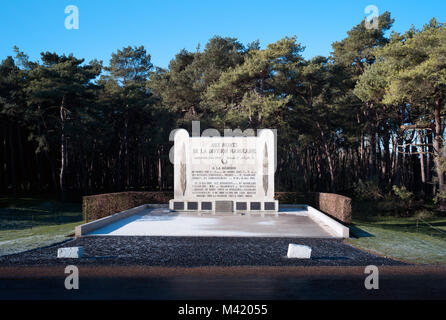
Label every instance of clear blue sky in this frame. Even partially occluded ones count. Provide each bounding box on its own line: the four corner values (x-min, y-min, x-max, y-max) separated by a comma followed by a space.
1, 0, 445, 68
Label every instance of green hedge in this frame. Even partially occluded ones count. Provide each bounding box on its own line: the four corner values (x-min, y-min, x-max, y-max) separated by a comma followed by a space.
82, 191, 352, 224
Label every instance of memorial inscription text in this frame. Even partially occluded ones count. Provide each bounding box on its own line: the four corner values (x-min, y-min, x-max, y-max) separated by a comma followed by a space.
190, 141, 257, 199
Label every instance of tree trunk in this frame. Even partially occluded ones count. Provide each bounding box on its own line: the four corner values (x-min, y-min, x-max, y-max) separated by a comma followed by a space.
418, 131, 426, 195
115, 140, 123, 191
368, 120, 376, 178
60, 97, 67, 201
35, 150, 42, 192
360, 134, 366, 178
315, 152, 322, 192
16, 126, 27, 191
44, 151, 59, 196
427, 132, 435, 195
316, 122, 335, 192
382, 134, 390, 188
2, 123, 9, 193
8, 122, 17, 196
124, 110, 129, 189
433, 101, 445, 208
394, 133, 403, 186
157, 147, 163, 191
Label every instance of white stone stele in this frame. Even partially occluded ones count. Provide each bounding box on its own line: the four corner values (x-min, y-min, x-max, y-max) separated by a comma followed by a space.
169, 128, 278, 213
287, 244, 312, 259
57, 247, 84, 259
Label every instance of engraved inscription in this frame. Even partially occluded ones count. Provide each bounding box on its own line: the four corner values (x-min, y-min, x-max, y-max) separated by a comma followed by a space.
189, 138, 258, 200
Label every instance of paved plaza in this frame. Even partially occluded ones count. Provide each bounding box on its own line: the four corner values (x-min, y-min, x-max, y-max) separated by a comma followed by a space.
87, 207, 335, 238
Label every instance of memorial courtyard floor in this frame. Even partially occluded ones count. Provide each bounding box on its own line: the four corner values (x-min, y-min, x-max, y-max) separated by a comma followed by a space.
86, 207, 335, 238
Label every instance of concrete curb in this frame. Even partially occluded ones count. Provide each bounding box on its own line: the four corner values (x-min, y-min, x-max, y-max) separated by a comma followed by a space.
74, 203, 349, 238
305, 205, 350, 238
75, 204, 148, 237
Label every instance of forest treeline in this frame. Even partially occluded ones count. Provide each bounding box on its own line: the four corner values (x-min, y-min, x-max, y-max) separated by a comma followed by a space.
1, 12, 446, 203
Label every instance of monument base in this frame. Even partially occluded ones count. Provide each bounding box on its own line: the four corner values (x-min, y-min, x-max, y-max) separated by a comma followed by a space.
169, 199, 279, 213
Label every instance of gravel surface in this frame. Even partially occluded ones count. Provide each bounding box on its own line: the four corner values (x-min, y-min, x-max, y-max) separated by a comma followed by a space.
0, 236, 406, 266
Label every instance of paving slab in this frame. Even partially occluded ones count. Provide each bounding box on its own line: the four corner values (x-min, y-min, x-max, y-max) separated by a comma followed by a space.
87, 208, 335, 238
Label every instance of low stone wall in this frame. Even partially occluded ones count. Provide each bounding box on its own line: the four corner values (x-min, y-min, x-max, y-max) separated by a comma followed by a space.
82, 191, 352, 224
76, 204, 148, 237
306, 205, 350, 237
82, 191, 172, 222
83, 191, 301, 222
308, 192, 352, 224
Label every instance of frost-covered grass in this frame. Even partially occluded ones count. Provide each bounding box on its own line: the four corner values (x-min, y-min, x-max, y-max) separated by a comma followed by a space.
0, 197, 83, 256
347, 205, 446, 264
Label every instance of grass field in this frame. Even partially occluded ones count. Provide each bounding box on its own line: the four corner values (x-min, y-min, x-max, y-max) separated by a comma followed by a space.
0, 197, 83, 256
347, 200, 446, 264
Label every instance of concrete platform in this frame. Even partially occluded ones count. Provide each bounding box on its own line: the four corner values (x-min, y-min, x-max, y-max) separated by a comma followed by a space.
87, 207, 337, 238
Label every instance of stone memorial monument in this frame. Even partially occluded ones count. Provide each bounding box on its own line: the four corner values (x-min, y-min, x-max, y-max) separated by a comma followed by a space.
169, 128, 278, 213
